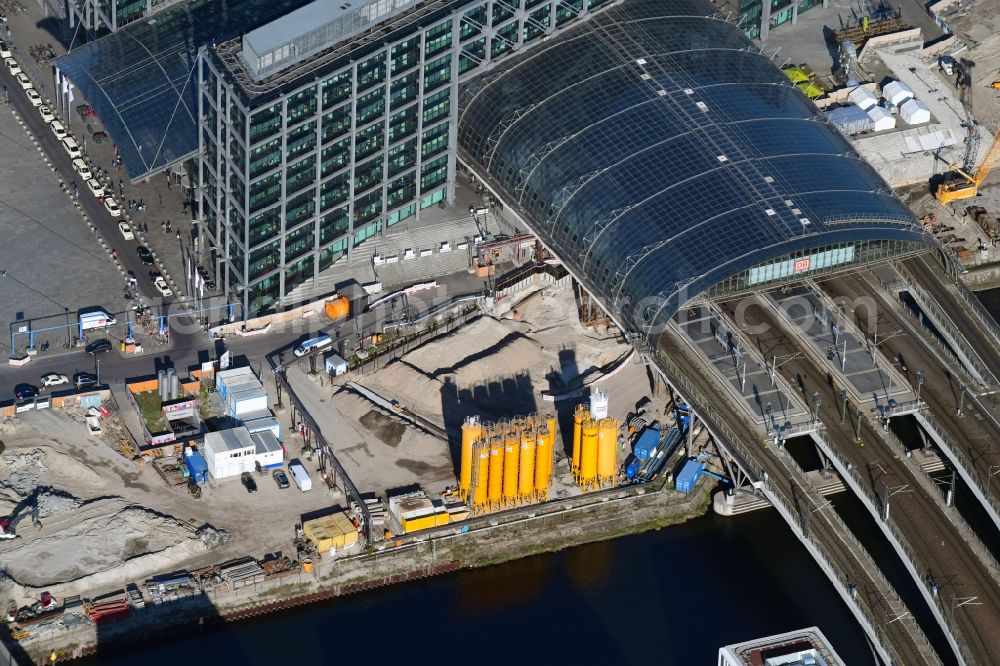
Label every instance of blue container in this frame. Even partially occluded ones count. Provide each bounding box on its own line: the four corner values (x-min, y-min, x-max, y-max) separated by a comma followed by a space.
633, 427, 660, 461
674, 459, 704, 494
185, 450, 209, 484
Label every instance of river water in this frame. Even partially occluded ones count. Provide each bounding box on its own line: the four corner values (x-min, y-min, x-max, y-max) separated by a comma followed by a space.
83, 509, 876, 665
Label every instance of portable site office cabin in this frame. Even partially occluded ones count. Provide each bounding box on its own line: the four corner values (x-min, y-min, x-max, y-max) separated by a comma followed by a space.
229, 384, 268, 416
204, 427, 256, 479
215, 367, 257, 400
251, 430, 283, 468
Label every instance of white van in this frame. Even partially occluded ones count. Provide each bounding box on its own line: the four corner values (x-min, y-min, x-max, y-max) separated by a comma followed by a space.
288, 462, 312, 491
62, 136, 81, 159
293, 334, 332, 357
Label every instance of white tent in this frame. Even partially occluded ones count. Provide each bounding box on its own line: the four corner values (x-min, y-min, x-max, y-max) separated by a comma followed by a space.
882, 80, 914, 107
899, 98, 931, 125
847, 86, 878, 111
866, 106, 896, 131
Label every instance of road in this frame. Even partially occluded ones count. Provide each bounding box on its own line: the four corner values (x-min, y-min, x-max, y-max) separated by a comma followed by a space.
736, 294, 1000, 666
655, 328, 940, 666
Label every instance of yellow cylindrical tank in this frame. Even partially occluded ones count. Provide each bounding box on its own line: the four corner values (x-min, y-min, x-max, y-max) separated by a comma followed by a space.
503, 432, 519, 504
472, 443, 489, 509
535, 427, 551, 499
488, 436, 504, 507
459, 417, 481, 498
580, 418, 599, 489
518, 431, 535, 498
597, 417, 618, 486
572, 404, 587, 476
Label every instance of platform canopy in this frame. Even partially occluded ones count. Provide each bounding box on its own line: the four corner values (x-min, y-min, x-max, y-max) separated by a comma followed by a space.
53, 0, 315, 181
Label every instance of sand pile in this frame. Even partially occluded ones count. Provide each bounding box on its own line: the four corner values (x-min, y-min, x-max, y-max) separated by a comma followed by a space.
0, 503, 216, 589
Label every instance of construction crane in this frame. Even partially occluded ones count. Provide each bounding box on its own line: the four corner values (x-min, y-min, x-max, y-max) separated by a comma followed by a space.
936, 126, 1000, 204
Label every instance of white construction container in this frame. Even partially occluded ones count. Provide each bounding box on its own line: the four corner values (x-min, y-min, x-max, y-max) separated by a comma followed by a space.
288, 462, 312, 491
847, 87, 878, 111
204, 427, 256, 479
325, 353, 349, 376
882, 80, 914, 107
215, 367, 257, 400
251, 430, 283, 468
229, 384, 268, 416
899, 98, 930, 125
866, 106, 896, 131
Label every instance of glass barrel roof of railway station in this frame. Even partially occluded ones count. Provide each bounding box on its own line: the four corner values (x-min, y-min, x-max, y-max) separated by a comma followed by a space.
457, 0, 928, 342
52, 0, 316, 180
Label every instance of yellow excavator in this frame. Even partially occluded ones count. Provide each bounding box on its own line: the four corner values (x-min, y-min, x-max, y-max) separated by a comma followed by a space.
936, 126, 1000, 204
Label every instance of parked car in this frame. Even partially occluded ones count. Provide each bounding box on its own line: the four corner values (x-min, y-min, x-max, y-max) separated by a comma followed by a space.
118, 221, 134, 240
4, 57, 18, 75
15, 71, 31, 90
13, 384, 38, 401
240, 472, 258, 493
92, 131, 109, 144
25, 88, 41, 107
136, 246, 153, 265
272, 469, 290, 489
104, 197, 122, 217
85, 177, 104, 198
40, 373, 69, 387
71, 158, 92, 181
85, 339, 112, 355
153, 275, 172, 297
73, 372, 99, 389
0, 41, 11, 59
49, 120, 67, 140
38, 105, 54, 123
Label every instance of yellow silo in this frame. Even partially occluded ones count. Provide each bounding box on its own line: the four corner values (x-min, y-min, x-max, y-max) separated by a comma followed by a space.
535, 427, 551, 499
472, 442, 490, 510
503, 430, 520, 505
518, 430, 535, 499
597, 418, 618, 487
459, 416, 481, 499
572, 404, 586, 477
488, 435, 505, 508
580, 418, 599, 490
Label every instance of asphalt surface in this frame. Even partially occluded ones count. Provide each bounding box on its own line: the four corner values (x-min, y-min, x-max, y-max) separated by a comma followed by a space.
738, 293, 1000, 666
657, 328, 939, 666
0, 64, 163, 306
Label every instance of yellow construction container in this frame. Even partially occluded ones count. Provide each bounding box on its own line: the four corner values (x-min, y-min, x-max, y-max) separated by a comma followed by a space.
434, 511, 450, 527
503, 432, 520, 505
302, 512, 358, 553
572, 404, 586, 476
535, 428, 551, 499
518, 431, 536, 498
459, 416, 481, 499
472, 443, 490, 509
488, 436, 505, 507
580, 418, 599, 489
597, 417, 618, 486
402, 513, 438, 533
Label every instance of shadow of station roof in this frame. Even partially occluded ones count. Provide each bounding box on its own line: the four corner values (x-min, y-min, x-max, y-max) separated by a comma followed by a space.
53, 0, 315, 181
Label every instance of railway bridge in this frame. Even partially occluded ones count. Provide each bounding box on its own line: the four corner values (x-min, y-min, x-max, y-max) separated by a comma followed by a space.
455, 0, 1000, 662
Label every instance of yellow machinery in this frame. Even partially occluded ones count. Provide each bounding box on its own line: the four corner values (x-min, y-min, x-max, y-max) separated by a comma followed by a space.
572, 404, 586, 476
459, 416, 481, 499
518, 430, 535, 499
597, 418, 618, 487
503, 430, 520, 505
534, 427, 551, 499
579, 418, 599, 490
936, 127, 1000, 204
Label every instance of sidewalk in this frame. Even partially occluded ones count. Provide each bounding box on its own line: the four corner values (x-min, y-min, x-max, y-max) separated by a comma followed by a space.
5, 4, 208, 308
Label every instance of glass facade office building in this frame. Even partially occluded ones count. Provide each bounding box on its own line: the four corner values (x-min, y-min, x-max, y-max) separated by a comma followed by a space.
200, 0, 614, 316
